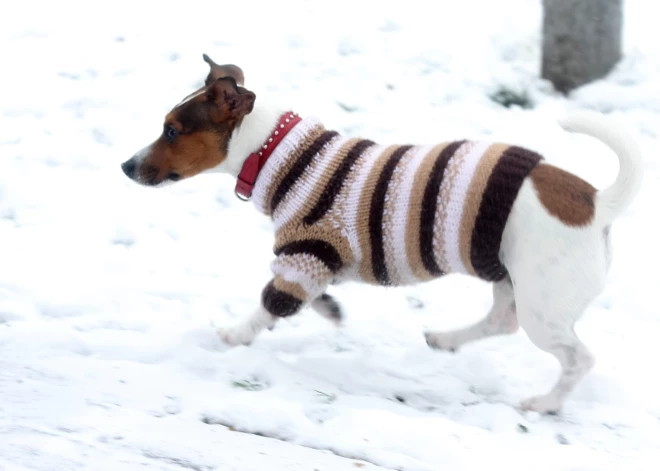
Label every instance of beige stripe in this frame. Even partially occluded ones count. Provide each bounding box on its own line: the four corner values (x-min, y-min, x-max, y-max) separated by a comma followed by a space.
458, 143, 509, 274
405, 143, 449, 280
356, 145, 400, 283
273, 276, 309, 303
261, 125, 326, 213
433, 142, 472, 273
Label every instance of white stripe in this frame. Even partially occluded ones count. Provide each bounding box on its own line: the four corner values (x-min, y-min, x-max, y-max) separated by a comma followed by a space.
441, 141, 491, 273
271, 253, 330, 299
175, 89, 206, 108
388, 145, 435, 284
273, 135, 349, 230
251, 117, 323, 214
340, 144, 385, 266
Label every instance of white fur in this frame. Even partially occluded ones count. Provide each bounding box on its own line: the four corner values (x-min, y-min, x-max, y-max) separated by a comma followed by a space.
497, 180, 604, 412
133, 142, 153, 166
425, 277, 517, 351
558, 111, 644, 225
217, 307, 276, 346
176, 89, 207, 108
212, 100, 287, 177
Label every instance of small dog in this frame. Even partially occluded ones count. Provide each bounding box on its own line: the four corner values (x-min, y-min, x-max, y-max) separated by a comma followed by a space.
122, 54, 642, 414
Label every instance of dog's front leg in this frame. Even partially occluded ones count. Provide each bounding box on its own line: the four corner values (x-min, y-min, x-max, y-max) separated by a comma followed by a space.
217, 305, 277, 346
218, 253, 335, 346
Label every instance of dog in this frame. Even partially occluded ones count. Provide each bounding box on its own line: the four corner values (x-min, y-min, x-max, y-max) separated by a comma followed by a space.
121, 54, 643, 414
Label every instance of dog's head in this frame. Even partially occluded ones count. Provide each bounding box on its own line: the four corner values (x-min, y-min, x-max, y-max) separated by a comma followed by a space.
121, 55, 255, 186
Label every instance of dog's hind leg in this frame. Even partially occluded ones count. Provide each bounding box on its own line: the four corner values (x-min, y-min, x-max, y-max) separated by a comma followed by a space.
516, 309, 595, 414
500, 180, 607, 413
509, 251, 602, 414
424, 276, 517, 352
512, 269, 599, 413
311, 293, 343, 325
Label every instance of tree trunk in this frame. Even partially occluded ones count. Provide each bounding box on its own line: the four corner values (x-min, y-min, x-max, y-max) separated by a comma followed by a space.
541, 0, 622, 93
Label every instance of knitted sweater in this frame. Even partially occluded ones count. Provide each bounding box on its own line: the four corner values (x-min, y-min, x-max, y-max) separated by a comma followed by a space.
251, 117, 542, 316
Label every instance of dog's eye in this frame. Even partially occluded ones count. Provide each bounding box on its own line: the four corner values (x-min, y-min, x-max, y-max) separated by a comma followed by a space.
165, 125, 179, 143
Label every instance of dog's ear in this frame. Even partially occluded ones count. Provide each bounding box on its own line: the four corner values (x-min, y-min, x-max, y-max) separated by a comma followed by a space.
203, 54, 245, 87
206, 77, 256, 119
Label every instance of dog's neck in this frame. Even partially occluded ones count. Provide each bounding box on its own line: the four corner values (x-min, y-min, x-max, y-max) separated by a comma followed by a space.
214, 101, 289, 177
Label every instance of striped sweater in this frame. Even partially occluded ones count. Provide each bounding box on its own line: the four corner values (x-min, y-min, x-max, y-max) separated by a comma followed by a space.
251, 117, 542, 316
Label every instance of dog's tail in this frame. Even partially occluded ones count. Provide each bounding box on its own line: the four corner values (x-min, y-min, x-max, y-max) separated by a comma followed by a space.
558, 110, 643, 225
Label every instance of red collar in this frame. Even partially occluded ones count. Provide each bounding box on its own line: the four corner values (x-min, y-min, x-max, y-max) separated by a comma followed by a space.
235, 111, 302, 201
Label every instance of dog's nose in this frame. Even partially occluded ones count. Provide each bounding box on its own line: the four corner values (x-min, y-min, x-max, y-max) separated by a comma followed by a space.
121, 159, 136, 178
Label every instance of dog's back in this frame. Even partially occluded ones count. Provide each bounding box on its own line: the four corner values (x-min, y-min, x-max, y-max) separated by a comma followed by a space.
251, 118, 550, 287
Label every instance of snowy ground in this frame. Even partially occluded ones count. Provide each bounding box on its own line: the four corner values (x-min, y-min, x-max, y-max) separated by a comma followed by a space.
1, 0, 660, 469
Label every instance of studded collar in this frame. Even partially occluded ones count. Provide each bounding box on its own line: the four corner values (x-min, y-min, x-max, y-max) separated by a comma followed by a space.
235, 111, 301, 200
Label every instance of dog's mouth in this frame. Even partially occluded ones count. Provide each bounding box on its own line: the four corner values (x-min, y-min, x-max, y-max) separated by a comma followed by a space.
138, 165, 160, 185
121, 158, 182, 187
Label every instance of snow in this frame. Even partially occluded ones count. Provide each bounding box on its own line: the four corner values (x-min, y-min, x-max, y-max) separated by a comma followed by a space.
1, 0, 659, 469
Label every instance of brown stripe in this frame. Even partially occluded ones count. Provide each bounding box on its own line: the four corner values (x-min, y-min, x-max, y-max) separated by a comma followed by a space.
272, 277, 309, 303
356, 145, 400, 283
261, 125, 326, 214
419, 141, 465, 276
274, 239, 343, 273
471, 146, 542, 281
304, 139, 376, 225
459, 143, 508, 274
404, 143, 448, 280
369, 145, 413, 285
262, 280, 304, 317
270, 130, 339, 213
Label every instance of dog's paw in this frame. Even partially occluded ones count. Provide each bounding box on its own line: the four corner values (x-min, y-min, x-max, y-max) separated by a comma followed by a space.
424, 331, 458, 353
217, 324, 257, 347
520, 394, 562, 415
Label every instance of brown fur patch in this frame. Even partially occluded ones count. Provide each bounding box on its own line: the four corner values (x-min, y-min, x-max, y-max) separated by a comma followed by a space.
530, 163, 596, 226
